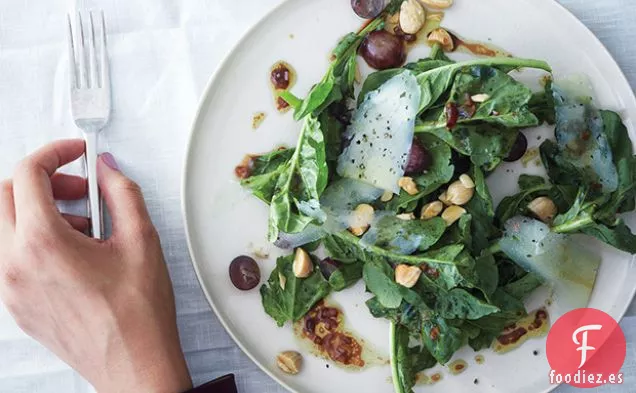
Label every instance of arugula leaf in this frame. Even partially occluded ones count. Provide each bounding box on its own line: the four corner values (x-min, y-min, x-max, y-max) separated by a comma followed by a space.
240, 148, 294, 203
415, 57, 551, 114
268, 115, 329, 241
261, 254, 331, 326
291, 19, 383, 120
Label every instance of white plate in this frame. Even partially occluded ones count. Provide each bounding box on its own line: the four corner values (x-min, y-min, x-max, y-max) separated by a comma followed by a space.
182, 0, 636, 392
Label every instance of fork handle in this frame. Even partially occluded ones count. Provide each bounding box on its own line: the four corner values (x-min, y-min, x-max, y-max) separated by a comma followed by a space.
84, 132, 103, 239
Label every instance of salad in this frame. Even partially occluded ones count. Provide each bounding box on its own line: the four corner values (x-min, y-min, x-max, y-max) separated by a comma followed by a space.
233, 0, 636, 391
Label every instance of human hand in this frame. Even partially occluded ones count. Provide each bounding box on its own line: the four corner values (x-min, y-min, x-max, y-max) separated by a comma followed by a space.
0, 140, 192, 393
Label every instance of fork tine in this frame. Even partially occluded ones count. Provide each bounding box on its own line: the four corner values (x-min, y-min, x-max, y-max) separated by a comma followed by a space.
87, 12, 99, 88
99, 11, 109, 89
76, 12, 87, 88
66, 14, 77, 89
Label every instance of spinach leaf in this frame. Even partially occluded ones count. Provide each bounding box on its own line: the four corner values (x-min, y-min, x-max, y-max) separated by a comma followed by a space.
580, 221, 636, 254
540, 80, 619, 193
363, 259, 404, 308
503, 273, 544, 301
435, 288, 500, 320
240, 148, 294, 203
260, 254, 331, 326
466, 289, 527, 351
415, 57, 551, 114
391, 322, 437, 393
495, 175, 552, 225
291, 19, 383, 120
318, 109, 346, 168
415, 122, 520, 171
464, 166, 498, 251
363, 215, 447, 254
528, 78, 555, 125
328, 262, 363, 291
268, 115, 329, 241
421, 315, 466, 364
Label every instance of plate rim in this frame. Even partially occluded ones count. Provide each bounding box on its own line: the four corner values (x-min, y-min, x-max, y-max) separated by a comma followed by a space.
180, 1, 636, 392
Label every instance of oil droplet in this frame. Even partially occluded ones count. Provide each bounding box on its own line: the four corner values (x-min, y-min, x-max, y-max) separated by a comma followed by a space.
269, 61, 297, 114
431, 373, 443, 383
474, 354, 485, 365
448, 359, 467, 375
494, 308, 550, 354
252, 112, 266, 130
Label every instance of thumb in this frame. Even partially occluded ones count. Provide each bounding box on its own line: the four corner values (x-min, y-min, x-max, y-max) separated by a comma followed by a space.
97, 153, 155, 239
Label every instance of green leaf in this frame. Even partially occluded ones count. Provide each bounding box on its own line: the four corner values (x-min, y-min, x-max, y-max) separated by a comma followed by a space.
364, 215, 447, 254
580, 221, 636, 254
474, 253, 499, 299
391, 322, 437, 393
415, 57, 551, 114
260, 254, 331, 326
292, 19, 383, 120
503, 273, 544, 301
421, 315, 466, 364
518, 174, 546, 190
363, 259, 404, 309
240, 148, 294, 203
415, 123, 520, 171
268, 115, 329, 241
435, 288, 500, 320
464, 166, 498, 251
358, 69, 406, 105
386, 134, 454, 211
528, 78, 555, 125
328, 262, 363, 291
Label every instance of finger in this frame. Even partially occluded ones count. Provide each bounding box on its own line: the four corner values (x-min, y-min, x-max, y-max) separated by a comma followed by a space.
0, 179, 16, 231
51, 173, 87, 200
97, 153, 155, 239
62, 214, 90, 233
13, 139, 85, 226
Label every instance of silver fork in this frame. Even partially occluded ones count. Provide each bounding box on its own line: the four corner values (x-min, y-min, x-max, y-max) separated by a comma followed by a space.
67, 11, 111, 239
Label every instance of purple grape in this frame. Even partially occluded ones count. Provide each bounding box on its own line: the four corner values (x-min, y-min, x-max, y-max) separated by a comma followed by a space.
504, 132, 528, 162
405, 138, 433, 175
319, 258, 342, 280
360, 30, 406, 70
229, 256, 260, 290
351, 0, 386, 19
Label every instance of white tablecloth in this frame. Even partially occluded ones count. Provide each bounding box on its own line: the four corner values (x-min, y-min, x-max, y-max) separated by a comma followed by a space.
0, 1, 634, 392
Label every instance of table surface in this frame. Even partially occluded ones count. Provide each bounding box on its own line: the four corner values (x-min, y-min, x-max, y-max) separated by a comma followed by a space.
0, 1, 634, 392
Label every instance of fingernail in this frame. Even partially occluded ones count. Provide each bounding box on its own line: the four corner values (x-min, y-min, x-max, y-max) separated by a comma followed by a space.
100, 153, 119, 170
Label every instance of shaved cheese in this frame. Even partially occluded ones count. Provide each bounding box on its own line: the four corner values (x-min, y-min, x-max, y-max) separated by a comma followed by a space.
499, 216, 600, 313
337, 72, 421, 193
553, 76, 618, 192
274, 179, 383, 249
